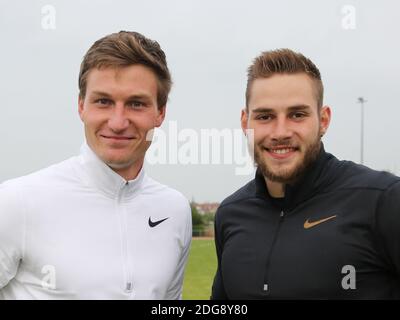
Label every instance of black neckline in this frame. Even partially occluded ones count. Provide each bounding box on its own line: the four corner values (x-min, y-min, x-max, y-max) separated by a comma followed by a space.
255, 143, 334, 210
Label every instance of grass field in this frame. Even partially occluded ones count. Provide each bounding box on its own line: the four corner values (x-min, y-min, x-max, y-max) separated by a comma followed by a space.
182, 238, 217, 300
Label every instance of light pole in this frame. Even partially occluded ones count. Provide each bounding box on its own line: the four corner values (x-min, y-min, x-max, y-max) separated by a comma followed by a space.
357, 97, 367, 164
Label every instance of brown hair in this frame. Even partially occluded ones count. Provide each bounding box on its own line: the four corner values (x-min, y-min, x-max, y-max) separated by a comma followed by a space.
246, 48, 323, 109
78, 31, 172, 108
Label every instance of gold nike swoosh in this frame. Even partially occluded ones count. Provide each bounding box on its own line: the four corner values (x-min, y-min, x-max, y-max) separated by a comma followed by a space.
304, 215, 337, 229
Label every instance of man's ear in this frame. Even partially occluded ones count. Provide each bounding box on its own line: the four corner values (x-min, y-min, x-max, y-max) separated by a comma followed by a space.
155, 105, 166, 127
319, 105, 331, 137
78, 96, 85, 121
240, 108, 249, 136
241, 108, 249, 135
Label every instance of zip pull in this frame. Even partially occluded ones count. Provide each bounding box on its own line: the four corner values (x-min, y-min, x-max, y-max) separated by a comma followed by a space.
125, 282, 133, 293
280, 211, 285, 218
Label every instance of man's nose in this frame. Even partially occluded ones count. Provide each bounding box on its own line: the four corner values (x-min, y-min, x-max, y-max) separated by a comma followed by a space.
270, 116, 293, 141
108, 105, 130, 132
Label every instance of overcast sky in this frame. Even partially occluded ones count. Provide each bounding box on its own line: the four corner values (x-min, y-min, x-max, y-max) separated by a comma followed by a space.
1, 0, 399, 202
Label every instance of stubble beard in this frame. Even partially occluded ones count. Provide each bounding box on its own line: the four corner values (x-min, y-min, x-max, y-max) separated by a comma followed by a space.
254, 134, 322, 185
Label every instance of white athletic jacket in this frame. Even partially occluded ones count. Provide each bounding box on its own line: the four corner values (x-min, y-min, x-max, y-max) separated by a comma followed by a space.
0, 143, 192, 299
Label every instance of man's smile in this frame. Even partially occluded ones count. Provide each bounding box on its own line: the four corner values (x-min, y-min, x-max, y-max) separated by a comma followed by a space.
99, 134, 137, 147
262, 146, 299, 160
100, 134, 135, 140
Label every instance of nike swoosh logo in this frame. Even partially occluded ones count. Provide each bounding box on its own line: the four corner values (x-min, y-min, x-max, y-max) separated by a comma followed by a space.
148, 217, 169, 228
304, 215, 337, 229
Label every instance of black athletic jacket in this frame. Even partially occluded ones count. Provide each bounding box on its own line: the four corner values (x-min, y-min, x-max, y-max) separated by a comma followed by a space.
211, 146, 400, 299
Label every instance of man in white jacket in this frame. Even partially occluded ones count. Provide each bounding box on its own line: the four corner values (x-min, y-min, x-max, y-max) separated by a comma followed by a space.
0, 31, 192, 300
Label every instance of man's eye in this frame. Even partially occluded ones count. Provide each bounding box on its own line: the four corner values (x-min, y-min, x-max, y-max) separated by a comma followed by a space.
95, 98, 111, 106
256, 114, 273, 121
128, 101, 145, 108
291, 112, 306, 119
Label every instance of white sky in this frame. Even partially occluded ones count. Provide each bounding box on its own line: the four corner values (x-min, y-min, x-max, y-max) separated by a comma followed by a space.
1, 0, 399, 202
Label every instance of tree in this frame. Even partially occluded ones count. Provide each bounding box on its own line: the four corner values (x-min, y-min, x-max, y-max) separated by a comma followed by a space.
191, 202, 205, 236
191, 202, 204, 226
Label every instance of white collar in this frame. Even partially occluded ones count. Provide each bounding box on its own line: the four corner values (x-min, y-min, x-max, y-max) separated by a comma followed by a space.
77, 142, 146, 200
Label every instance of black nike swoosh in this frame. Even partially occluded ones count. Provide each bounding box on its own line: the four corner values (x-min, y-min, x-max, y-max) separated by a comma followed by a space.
148, 217, 169, 228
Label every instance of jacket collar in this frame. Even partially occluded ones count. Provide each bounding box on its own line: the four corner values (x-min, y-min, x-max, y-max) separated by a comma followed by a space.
77, 142, 146, 200
255, 143, 337, 210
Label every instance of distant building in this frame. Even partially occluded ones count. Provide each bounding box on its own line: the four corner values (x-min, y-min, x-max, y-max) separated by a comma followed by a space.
194, 202, 220, 215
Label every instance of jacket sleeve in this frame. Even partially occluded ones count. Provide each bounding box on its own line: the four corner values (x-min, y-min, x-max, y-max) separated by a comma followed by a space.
165, 200, 192, 300
211, 209, 228, 300
0, 183, 25, 289
375, 180, 400, 277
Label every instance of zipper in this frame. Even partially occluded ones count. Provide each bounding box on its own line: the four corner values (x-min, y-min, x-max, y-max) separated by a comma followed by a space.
116, 182, 133, 294
263, 210, 285, 294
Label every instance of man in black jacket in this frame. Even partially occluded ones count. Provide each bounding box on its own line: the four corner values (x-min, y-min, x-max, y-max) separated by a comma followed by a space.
211, 49, 400, 299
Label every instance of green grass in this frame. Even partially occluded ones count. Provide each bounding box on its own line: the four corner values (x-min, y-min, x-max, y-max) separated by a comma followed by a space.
182, 238, 217, 300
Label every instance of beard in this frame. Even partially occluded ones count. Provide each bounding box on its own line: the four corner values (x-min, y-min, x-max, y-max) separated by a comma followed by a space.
254, 134, 321, 185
